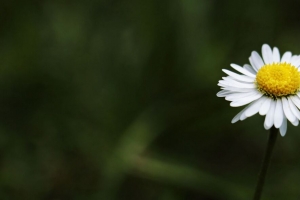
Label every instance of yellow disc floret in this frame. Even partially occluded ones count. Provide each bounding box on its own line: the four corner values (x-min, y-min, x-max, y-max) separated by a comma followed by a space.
256, 63, 300, 98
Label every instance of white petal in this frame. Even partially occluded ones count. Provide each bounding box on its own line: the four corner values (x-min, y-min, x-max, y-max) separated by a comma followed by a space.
287, 97, 300, 120
291, 118, 299, 126
216, 90, 234, 97
222, 69, 255, 82
281, 51, 292, 63
220, 86, 257, 92
230, 64, 256, 78
221, 76, 237, 82
222, 76, 241, 83
290, 55, 300, 67
244, 96, 267, 117
274, 99, 284, 128
291, 56, 300, 67
249, 57, 256, 71
264, 123, 270, 130
282, 97, 296, 123
290, 95, 300, 109
259, 98, 272, 115
250, 51, 265, 71
218, 80, 256, 88
240, 111, 248, 121
279, 116, 287, 137
243, 64, 256, 75
225, 90, 258, 101
294, 57, 300, 67
230, 92, 263, 107
264, 100, 276, 129
231, 104, 252, 123
222, 75, 254, 85
262, 44, 273, 64
273, 47, 280, 63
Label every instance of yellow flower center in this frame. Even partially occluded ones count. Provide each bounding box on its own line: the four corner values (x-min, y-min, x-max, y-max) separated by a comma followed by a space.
256, 63, 300, 98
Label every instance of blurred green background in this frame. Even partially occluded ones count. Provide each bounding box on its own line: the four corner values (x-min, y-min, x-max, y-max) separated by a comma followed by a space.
1, 0, 300, 199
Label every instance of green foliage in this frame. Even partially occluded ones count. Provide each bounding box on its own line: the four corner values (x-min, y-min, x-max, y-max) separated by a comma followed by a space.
0, 0, 300, 199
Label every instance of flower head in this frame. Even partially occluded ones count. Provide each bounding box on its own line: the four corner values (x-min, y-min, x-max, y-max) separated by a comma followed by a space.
217, 44, 300, 136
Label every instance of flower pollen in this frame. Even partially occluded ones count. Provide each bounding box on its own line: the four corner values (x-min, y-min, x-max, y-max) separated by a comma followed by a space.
256, 63, 300, 98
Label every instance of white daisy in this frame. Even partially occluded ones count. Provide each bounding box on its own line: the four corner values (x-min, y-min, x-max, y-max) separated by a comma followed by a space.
217, 44, 300, 136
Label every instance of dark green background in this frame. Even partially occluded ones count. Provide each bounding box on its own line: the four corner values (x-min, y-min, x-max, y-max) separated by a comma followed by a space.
0, 0, 300, 199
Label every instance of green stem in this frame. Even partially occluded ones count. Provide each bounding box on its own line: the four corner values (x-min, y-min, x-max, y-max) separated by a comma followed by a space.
253, 126, 278, 200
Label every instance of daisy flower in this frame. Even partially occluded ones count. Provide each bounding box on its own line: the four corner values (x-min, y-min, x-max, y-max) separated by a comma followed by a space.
217, 44, 300, 136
